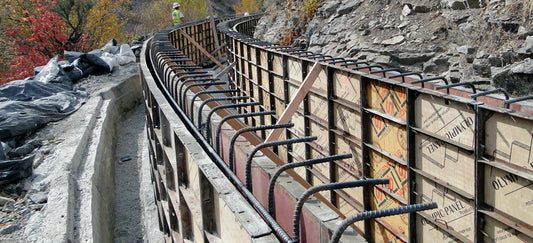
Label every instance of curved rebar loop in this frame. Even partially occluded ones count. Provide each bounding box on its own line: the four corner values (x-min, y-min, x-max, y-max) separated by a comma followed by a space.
330, 202, 438, 243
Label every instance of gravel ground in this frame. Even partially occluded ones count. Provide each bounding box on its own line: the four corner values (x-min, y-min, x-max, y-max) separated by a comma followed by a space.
0, 63, 142, 242
113, 104, 146, 243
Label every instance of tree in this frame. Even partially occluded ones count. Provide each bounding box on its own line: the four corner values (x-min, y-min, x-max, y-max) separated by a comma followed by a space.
233, 0, 261, 14
54, 0, 96, 48
86, 0, 131, 47
1, 0, 84, 84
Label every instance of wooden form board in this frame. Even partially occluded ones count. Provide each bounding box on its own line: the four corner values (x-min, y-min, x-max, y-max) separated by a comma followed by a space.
485, 111, 533, 170
369, 115, 407, 161
226, 37, 533, 243
371, 186, 409, 240
367, 81, 407, 120
333, 71, 361, 104
415, 175, 475, 242
415, 93, 475, 149
483, 165, 533, 226
415, 133, 476, 196
481, 215, 533, 243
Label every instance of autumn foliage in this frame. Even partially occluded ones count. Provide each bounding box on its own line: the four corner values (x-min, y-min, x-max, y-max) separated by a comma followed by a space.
0, 0, 130, 85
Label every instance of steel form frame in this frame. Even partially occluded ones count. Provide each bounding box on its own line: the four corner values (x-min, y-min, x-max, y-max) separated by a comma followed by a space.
222, 16, 533, 243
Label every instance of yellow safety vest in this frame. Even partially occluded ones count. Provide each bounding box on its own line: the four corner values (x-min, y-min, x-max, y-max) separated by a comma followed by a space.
173, 10, 182, 26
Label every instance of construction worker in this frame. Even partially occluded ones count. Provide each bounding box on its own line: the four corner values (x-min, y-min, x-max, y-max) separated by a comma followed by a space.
172, 2, 185, 26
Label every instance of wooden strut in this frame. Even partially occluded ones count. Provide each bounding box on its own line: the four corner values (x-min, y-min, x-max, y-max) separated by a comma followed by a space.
179, 29, 224, 69
265, 62, 323, 143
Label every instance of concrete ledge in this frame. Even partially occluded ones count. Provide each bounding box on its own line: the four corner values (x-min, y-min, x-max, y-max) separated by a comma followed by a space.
23, 65, 150, 242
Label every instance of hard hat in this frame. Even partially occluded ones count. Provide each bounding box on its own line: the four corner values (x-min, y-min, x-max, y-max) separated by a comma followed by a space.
173, 2, 180, 8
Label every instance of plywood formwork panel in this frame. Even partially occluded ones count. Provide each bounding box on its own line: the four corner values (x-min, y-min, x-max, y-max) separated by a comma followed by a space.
288, 57, 302, 83
252, 81, 260, 101
275, 97, 285, 118
309, 62, 327, 95
370, 187, 409, 240
273, 75, 284, 102
287, 83, 302, 110
272, 54, 283, 76
334, 104, 361, 140
415, 175, 475, 242
250, 47, 257, 64
481, 215, 533, 243
484, 111, 533, 170
415, 93, 475, 149
260, 49, 268, 68
369, 115, 407, 161
291, 112, 306, 137
308, 93, 328, 122
309, 121, 329, 154
337, 196, 365, 234
291, 136, 306, 160
335, 136, 363, 177
367, 81, 407, 120
414, 133, 475, 196
484, 165, 533, 226
371, 221, 405, 243
333, 71, 360, 104
369, 150, 408, 200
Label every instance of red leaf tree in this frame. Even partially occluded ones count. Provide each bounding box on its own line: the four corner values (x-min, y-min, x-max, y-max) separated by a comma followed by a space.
1, 0, 88, 84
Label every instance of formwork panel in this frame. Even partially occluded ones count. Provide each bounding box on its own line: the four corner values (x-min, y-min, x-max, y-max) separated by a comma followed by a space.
309, 63, 327, 95
260, 49, 268, 67
367, 81, 407, 120
333, 71, 360, 104
275, 97, 285, 119
273, 75, 284, 101
415, 175, 475, 242
291, 112, 306, 137
291, 135, 306, 160
250, 47, 257, 64
369, 115, 407, 161
371, 221, 404, 243
484, 165, 533, 226
272, 54, 283, 76
288, 57, 302, 83
484, 111, 533, 170
334, 104, 361, 140
287, 83, 302, 109
481, 215, 533, 243
309, 121, 329, 154
414, 133, 475, 196
335, 136, 363, 177
371, 187, 408, 240
369, 150, 408, 200
309, 93, 328, 122
415, 93, 475, 149
337, 196, 365, 234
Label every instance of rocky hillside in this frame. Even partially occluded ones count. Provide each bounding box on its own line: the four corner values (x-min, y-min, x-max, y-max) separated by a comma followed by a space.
254, 0, 533, 97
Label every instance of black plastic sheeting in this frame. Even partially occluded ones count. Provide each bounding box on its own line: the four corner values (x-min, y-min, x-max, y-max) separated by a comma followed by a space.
0, 39, 135, 184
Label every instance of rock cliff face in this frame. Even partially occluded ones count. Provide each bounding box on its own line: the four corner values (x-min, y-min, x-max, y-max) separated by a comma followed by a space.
254, 0, 533, 96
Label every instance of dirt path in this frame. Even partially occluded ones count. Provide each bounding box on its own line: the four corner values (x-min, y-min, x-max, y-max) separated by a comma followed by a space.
113, 104, 146, 243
